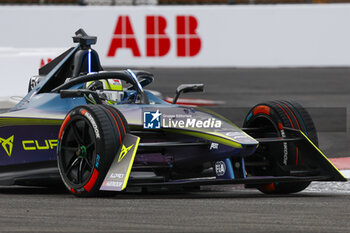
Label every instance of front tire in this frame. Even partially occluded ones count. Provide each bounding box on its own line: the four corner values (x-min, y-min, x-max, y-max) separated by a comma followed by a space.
57, 105, 129, 197
243, 100, 318, 194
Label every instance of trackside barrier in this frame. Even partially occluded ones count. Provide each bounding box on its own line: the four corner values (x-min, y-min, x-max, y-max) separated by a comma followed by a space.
1, 4, 350, 95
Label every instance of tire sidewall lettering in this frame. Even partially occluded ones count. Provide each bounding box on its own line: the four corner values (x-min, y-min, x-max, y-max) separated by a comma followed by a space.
80, 108, 101, 140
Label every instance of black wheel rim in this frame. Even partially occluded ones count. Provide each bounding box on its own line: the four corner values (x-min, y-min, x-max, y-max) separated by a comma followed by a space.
245, 115, 282, 176
59, 116, 96, 187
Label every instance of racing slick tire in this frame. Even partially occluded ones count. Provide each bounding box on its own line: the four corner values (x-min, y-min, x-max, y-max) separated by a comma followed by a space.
57, 105, 129, 197
243, 101, 318, 194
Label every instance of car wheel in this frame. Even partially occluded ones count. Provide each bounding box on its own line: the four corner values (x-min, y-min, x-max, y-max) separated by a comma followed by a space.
243, 100, 318, 194
57, 105, 129, 197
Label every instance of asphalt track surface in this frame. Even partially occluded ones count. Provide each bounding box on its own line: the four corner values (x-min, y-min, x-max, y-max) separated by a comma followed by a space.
1, 68, 350, 233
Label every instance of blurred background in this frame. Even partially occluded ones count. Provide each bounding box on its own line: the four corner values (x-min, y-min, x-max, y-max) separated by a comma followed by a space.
0, 0, 349, 157
0, 0, 349, 4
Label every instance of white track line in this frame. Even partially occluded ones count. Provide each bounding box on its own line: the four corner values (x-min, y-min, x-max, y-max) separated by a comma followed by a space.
340, 170, 350, 179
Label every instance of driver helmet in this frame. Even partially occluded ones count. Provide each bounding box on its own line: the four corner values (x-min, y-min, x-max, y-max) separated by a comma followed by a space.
84, 79, 124, 104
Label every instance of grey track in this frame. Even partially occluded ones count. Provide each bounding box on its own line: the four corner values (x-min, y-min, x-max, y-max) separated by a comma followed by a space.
1, 68, 350, 233
0, 186, 349, 233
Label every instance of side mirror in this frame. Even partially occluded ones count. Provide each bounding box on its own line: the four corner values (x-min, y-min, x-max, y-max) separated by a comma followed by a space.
60, 89, 102, 104
172, 84, 204, 104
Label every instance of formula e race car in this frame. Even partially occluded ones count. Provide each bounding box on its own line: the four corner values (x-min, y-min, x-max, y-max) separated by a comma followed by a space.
0, 29, 346, 197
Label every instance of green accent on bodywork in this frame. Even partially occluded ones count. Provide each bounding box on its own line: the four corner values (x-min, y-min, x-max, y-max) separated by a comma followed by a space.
0, 118, 62, 127
165, 128, 243, 149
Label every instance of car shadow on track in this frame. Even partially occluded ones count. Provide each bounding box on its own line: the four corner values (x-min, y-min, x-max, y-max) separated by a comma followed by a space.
109, 190, 341, 200
0, 185, 342, 199
0, 185, 68, 195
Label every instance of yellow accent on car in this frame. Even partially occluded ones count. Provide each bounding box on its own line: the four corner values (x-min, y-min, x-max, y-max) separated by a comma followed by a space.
165, 129, 244, 148
22, 139, 58, 151
118, 144, 134, 162
121, 136, 140, 190
299, 131, 347, 180
22, 140, 36, 150
104, 79, 123, 91
0, 118, 62, 127
0, 135, 14, 156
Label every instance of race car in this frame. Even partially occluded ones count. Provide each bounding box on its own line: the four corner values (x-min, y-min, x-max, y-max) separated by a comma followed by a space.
0, 29, 346, 197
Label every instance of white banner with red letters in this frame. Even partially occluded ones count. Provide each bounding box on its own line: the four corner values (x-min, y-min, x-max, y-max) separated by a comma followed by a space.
1, 4, 350, 96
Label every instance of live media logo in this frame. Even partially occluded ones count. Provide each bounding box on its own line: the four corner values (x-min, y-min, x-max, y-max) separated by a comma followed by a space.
143, 110, 161, 129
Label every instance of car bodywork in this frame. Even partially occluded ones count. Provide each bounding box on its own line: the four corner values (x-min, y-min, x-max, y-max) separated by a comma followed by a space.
0, 30, 346, 192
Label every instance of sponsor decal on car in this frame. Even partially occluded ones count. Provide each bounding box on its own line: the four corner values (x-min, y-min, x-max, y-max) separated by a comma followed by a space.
118, 144, 134, 162
210, 143, 219, 150
163, 117, 221, 128
103, 181, 123, 188
143, 109, 222, 129
110, 173, 124, 179
0, 135, 58, 157
215, 161, 226, 176
0, 135, 14, 157
143, 110, 161, 129
22, 139, 57, 151
100, 134, 140, 192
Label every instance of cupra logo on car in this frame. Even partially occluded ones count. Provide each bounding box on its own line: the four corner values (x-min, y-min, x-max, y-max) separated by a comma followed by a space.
0, 135, 14, 157
118, 144, 134, 162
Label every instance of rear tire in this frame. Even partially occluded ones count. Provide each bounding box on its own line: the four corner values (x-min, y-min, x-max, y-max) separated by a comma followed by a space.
243, 100, 318, 194
57, 105, 129, 197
